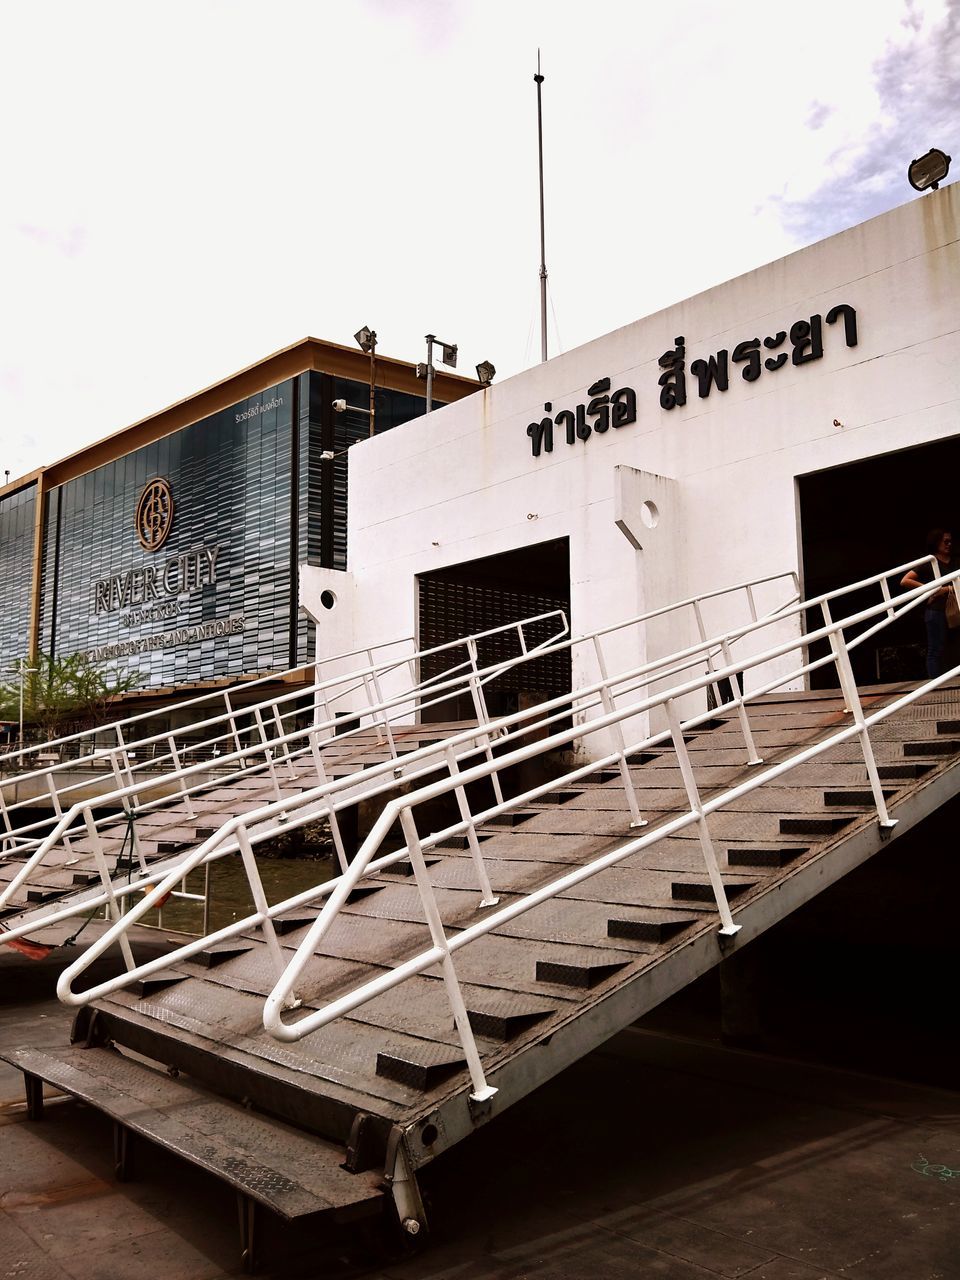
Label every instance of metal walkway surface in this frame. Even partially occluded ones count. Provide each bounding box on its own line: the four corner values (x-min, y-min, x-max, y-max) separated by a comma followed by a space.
5, 678, 960, 1267
0, 721, 469, 949
3, 558, 960, 1269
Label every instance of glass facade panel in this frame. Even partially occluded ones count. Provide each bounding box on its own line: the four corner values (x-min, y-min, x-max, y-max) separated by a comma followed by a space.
2, 361, 443, 695
0, 484, 37, 668
42, 381, 297, 689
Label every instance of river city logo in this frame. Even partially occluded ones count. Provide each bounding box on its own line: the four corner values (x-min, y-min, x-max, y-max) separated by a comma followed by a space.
135, 478, 174, 552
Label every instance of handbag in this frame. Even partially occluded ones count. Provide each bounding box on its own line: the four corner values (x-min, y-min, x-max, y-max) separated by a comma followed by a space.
946, 589, 960, 630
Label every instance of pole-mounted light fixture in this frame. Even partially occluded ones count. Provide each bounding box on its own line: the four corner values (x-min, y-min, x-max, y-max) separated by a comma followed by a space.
416, 334, 458, 414
354, 326, 376, 354
476, 361, 496, 387
908, 148, 951, 192
353, 325, 377, 436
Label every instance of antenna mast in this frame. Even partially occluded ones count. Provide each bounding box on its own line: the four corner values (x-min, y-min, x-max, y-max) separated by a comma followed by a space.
535, 51, 548, 363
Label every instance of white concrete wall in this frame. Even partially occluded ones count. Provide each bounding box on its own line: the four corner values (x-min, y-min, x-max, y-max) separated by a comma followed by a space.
313, 185, 960, 757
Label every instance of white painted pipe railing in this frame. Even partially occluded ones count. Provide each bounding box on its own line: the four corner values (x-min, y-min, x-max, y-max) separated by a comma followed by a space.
0, 609, 569, 854
0, 610, 571, 914
53, 564, 959, 1077
0, 565, 803, 913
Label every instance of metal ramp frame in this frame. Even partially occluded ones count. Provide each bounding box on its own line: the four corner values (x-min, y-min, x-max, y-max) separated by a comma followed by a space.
3, 559, 960, 1268
0, 569, 802, 955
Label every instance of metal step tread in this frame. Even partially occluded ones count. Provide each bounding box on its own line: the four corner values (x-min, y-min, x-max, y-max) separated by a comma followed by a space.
0, 1043, 383, 1221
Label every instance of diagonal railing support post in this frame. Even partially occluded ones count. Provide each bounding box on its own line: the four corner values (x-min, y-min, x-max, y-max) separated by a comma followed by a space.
822, 605, 897, 832
236, 825, 298, 998
443, 745, 498, 907
398, 807, 496, 1102
592, 636, 645, 827
83, 809, 138, 972
665, 699, 739, 936
466, 639, 504, 807
309, 734, 349, 876
718, 639, 762, 766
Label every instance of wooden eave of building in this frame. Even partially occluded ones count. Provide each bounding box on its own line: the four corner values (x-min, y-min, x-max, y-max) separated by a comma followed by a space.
0, 337, 479, 499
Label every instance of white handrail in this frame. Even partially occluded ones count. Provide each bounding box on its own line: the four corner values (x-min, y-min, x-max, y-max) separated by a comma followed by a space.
0, 608, 568, 850
52, 563, 956, 1017
0, 611, 571, 912
0, 562, 803, 876
3, 564, 805, 927
254, 571, 957, 1073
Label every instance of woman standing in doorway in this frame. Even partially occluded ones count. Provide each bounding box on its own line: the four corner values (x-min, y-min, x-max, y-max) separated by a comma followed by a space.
901, 529, 956, 677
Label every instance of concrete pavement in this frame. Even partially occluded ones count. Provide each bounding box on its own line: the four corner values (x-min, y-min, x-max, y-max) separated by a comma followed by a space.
1, 959, 957, 1279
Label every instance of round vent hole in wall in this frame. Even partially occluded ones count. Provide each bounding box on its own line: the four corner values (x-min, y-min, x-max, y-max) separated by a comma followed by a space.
320, 590, 337, 610
640, 500, 660, 530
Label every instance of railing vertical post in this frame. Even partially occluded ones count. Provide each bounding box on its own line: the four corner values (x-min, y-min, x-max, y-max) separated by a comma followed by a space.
443, 745, 498, 907
398, 807, 496, 1102
405, 657, 419, 718
745, 584, 759, 623
664, 699, 739, 936
692, 599, 724, 710
166, 736, 197, 819
115, 727, 140, 806
718, 640, 762, 766
45, 773, 75, 853
235, 825, 291, 985
224, 691, 243, 757
466, 638, 504, 807
361, 672, 384, 744
202, 858, 212, 937
308, 734, 349, 876
0, 787, 13, 852
823, 609, 896, 830
253, 708, 282, 802
366, 651, 398, 761
879, 578, 895, 622
126, 810, 148, 877
82, 809, 138, 971
271, 702, 298, 779
592, 636, 645, 828
316, 687, 332, 734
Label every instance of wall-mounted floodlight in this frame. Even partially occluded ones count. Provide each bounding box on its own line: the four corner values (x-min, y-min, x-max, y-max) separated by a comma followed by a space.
908, 148, 951, 192
354, 325, 377, 354
476, 361, 496, 387
417, 334, 459, 414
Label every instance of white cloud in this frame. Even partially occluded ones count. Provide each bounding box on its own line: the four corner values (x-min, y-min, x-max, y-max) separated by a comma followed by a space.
0, 0, 954, 482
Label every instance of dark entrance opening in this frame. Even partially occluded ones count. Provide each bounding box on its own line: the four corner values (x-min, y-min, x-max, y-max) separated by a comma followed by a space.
798, 435, 960, 688
417, 538, 571, 723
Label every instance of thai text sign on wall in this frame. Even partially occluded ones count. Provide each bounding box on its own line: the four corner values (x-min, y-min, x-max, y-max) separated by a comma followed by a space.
526, 303, 858, 457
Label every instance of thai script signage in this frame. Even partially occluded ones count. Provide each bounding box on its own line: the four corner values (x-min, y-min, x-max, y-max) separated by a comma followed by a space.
526, 302, 859, 457
235, 392, 284, 424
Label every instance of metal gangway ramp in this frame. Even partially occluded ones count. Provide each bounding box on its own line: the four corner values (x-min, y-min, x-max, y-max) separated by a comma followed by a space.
0, 609, 569, 953
4, 560, 960, 1272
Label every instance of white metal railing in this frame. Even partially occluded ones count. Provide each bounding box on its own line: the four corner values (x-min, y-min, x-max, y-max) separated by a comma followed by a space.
0, 608, 571, 920
0, 610, 569, 856
50, 560, 960, 1062
0, 567, 801, 928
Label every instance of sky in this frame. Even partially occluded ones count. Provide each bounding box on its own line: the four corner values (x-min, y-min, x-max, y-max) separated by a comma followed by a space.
1, 0, 957, 483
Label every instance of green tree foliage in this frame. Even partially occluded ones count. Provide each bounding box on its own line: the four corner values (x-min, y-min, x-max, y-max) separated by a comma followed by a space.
0, 653, 137, 744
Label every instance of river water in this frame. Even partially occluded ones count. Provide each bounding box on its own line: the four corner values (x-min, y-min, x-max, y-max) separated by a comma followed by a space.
147, 854, 337, 934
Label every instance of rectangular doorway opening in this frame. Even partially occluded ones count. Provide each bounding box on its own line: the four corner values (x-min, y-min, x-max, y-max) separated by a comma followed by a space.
417, 538, 571, 723
798, 435, 960, 688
